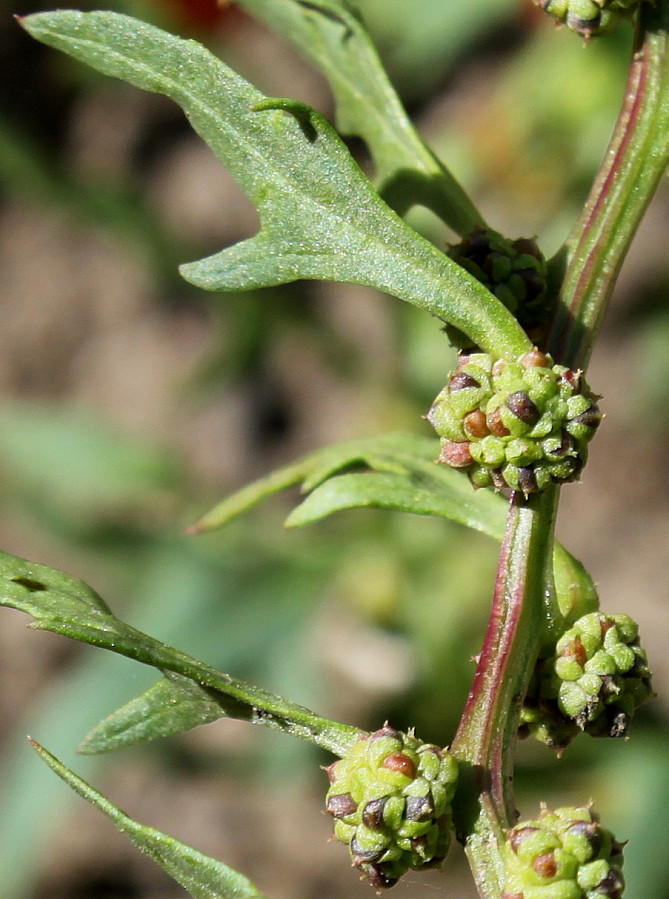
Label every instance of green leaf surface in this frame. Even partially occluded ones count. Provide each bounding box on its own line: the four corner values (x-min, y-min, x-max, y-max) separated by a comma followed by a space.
188, 433, 439, 533
21, 10, 529, 358
192, 432, 597, 619
286, 464, 506, 535
79, 671, 226, 754
234, 0, 482, 232
80, 431, 596, 755
0, 550, 360, 756
29, 740, 266, 899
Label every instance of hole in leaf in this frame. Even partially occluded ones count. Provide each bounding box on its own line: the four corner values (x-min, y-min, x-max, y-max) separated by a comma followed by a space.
11, 577, 47, 592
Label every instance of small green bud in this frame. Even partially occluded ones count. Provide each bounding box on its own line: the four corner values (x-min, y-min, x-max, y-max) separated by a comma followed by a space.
324, 725, 458, 888
445, 227, 551, 350
554, 613, 652, 732
532, 0, 646, 38
428, 352, 601, 494
503, 806, 625, 899
520, 612, 653, 748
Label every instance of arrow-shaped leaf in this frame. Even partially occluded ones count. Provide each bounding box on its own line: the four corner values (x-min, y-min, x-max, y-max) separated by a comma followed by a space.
20, 10, 529, 358
29, 740, 267, 899
0, 550, 361, 756
234, 0, 482, 231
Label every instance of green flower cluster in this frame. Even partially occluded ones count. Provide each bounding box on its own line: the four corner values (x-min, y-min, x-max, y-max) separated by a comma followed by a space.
324, 724, 458, 889
521, 612, 653, 748
503, 806, 625, 899
532, 0, 643, 38
427, 350, 601, 495
446, 227, 550, 351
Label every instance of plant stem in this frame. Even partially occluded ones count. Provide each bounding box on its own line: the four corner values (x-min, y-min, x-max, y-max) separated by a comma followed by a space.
548, 0, 669, 370
451, 486, 559, 899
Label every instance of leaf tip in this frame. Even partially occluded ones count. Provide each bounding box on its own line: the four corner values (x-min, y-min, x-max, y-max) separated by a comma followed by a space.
184, 513, 219, 534
177, 260, 209, 290
76, 736, 102, 756
13, 11, 49, 37
27, 736, 47, 758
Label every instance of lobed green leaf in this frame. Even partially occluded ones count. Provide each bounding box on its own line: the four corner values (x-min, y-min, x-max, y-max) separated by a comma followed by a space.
234, 0, 482, 232
29, 740, 267, 899
20, 10, 529, 358
0, 550, 361, 756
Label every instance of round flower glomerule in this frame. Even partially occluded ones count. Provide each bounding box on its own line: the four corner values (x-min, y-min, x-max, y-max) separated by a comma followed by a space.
324, 725, 459, 889
446, 227, 550, 350
524, 612, 652, 737
502, 806, 625, 899
532, 0, 642, 38
427, 350, 601, 495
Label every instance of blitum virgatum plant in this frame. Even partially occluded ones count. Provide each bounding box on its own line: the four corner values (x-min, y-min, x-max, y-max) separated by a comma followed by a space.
2, 0, 667, 896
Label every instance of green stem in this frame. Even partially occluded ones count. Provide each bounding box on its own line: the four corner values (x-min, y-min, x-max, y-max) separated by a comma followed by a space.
451, 487, 559, 899
548, 0, 669, 370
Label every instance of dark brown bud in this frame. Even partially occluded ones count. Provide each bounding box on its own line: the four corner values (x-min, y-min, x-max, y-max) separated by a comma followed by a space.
410, 834, 430, 855
516, 466, 537, 496
506, 391, 540, 425
370, 724, 401, 741
565, 820, 603, 856
532, 851, 557, 878
350, 835, 384, 864
600, 618, 614, 637
486, 407, 511, 437
439, 440, 474, 468
520, 348, 550, 369
595, 867, 625, 898
326, 793, 358, 819
405, 795, 434, 822
449, 371, 481, 392
360, 862, 398, 890
463, 409, 490, 438
382, 752, 416, 779
454, 352, 473, 370
563, 636, 587, 667
569, 406, 601, 431
362, 797, 388, 829
490, 468, 507, 491
547, 431, 576, 459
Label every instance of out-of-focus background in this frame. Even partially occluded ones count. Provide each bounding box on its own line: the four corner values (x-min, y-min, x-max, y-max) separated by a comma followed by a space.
1, 1, 668, 897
